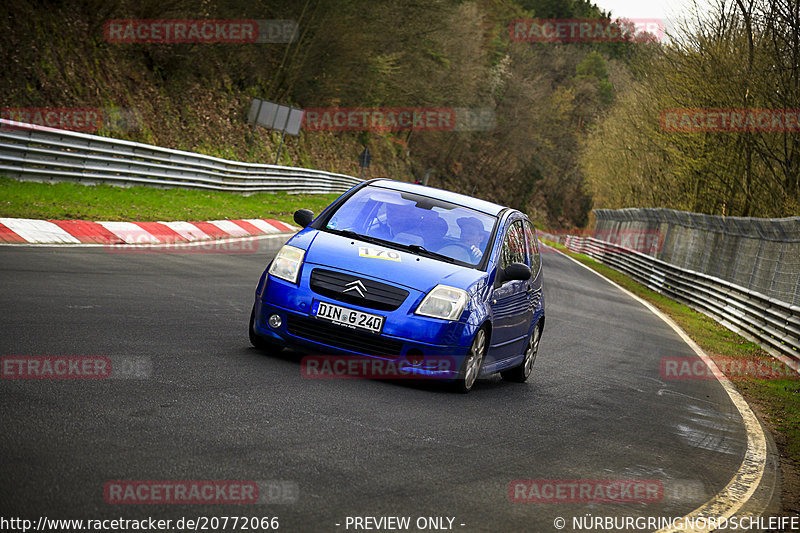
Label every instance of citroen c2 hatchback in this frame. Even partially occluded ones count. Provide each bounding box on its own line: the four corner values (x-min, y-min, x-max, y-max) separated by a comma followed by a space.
249, 179, 544, 392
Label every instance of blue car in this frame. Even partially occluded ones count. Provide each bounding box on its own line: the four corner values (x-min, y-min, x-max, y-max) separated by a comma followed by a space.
249, 179, 544, 392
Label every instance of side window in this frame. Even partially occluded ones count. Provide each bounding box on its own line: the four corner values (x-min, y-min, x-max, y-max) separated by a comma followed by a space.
500, 221, 528, 270
524, 221, 541, 277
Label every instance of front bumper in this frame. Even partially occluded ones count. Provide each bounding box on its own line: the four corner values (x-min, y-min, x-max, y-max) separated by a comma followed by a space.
253, 272, 476, 379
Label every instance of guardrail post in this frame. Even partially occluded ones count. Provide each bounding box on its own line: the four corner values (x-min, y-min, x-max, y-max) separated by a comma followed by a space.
748, 239, 764, 291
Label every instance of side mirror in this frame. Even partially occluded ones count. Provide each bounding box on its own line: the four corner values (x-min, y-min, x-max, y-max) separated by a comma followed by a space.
293, 209, 315, 228
500, 262, 532, 283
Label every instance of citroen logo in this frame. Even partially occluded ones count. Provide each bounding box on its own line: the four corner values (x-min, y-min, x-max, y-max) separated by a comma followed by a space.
342, 280, 367, 298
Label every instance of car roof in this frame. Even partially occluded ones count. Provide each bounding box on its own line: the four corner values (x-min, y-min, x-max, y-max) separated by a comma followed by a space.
367, 179, 507, 216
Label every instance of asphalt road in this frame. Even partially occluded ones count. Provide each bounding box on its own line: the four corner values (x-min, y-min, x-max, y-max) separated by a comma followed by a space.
0, 239, 763, 532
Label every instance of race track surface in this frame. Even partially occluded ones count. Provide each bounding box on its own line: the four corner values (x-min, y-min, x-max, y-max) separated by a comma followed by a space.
0, 241, 756, 531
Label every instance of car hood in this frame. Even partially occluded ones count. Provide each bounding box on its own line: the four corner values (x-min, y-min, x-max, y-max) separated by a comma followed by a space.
298, 229, 485, 293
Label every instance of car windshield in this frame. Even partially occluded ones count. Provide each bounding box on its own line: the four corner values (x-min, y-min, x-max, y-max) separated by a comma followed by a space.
324, 186, 496, 266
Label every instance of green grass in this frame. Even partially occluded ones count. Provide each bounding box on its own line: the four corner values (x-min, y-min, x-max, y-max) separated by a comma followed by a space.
0, 178, 340, 223
542, 238, 800, 473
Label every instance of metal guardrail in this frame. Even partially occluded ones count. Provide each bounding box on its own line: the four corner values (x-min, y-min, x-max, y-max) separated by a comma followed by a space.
542, 233, 800, 370
0, 119, 363, 195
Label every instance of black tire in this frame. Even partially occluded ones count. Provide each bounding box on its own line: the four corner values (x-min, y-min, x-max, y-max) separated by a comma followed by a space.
453, 327, 488, 393
249, 305, 283, 352
501, 322, 540, 383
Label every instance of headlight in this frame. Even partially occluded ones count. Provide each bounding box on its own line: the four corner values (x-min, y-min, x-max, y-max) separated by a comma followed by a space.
415, 285, 469, 321
268, 245, 305, 284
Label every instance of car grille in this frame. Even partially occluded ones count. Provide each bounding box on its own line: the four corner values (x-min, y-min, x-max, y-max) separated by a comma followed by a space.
309, 269, 409, 311
286, 316, 404, 358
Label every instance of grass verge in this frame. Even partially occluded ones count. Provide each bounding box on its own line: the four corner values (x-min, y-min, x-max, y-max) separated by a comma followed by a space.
0, 178, 341, 224
543, 239, 800, 515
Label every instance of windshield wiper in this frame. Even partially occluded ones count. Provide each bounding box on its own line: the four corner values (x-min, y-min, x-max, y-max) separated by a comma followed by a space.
326, 228, 386, 246
400, 244, 456, 263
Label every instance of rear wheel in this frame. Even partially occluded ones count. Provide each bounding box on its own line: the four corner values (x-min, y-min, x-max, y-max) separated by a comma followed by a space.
501, 323, 540, 383
454, 328, 487, 393
249, 305, 283, 352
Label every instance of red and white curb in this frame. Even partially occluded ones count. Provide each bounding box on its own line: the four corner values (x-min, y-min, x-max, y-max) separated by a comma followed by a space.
0, 217, 296, 245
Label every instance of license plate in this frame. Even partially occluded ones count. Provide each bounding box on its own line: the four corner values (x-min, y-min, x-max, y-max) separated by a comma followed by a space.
311, 300, 384, 334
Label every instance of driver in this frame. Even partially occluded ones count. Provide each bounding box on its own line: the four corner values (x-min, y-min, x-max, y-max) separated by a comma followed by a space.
457, 217, 487, 262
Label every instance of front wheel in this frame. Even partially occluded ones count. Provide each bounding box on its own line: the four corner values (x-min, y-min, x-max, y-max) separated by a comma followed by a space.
454, 328, 487, 393
501, 322, 540, 383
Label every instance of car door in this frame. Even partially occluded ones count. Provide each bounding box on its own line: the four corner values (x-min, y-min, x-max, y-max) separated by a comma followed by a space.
524, 220, 544, 317
488, 218, 533, 361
